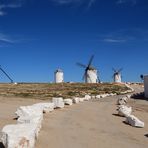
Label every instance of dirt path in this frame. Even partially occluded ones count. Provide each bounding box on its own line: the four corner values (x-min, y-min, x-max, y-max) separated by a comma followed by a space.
0, 85, 148, 148
35, 91, 148, 148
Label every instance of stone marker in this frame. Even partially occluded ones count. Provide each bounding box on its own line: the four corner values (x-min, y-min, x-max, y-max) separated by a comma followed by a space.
64, 99, 73, 105
125, 115, 144, 128
17, 115, 43, 138
52, 97, 65, 108
84, 95, 91, 101
79, 97, 84, 102
0, 124, 38, 148
33, 102, 54, 113
118, 105, 132, 117
15, 105, 43, 118
72, 97, 79, 104
117, 96, 128, 105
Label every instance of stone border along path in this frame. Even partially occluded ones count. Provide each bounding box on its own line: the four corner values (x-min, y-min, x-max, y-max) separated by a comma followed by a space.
0, 84, 134, 148
116, 86, 144, 128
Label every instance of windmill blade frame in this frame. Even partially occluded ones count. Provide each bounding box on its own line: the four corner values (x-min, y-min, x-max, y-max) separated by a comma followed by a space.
82, 70, 87, 81
118, 68, 123, 73
0, 66, 13, 83
112, 67, 117, 72
76, 62, 87, 68
88, 55, 94, 67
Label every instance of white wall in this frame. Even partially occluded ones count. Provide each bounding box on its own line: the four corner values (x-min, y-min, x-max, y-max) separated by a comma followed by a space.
114, 74, 121, 83
86, 70, 97, 83
55, 72, 64, 83
144, 75, 148, 98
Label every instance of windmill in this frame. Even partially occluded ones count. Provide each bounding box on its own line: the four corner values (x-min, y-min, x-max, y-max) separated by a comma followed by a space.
76, 55, 98, 83
0, 65, 13, 83
54, 69, 64, 83
112, 68, 122, 83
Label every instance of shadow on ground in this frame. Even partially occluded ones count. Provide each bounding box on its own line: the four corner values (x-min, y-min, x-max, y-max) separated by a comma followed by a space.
0, 142, 5, 148
112, 113, 123, 118
144, 134, 148, 138
122, 121, 130, 126
131, 92, 148, 101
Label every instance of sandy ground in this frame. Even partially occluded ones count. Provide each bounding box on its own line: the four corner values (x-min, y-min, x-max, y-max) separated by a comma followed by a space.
0, 85, 148, 148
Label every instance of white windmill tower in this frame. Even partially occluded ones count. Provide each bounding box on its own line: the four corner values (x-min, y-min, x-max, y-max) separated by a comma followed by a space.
77, 55, 99, 83
112, 68, 123, 83
54, 69, 64, 83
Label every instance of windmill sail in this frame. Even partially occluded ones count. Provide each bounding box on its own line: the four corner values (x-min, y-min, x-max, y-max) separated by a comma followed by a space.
0, 66, 13, 83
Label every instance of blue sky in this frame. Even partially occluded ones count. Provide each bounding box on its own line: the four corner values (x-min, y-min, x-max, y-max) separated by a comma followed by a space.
0, 0, 148, 83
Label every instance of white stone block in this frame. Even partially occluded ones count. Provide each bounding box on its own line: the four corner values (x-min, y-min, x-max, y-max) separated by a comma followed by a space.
100, 94, 107, 98
17, 115, 43, 138
72, 97, 79, 104
117, 96, 128, 105
105, 94, 110, 97
0, 124, 37, 148
79, 97, 84, 102
15, 105, 43, 118
91, 95, 96, 99
64, 99, 73, 105
109, 93, 115, 96
100, 94, 103, 98
96, 95, 100, 99
117, 99, 126, 105
126, 94, 131, 99
84, 95, 91, 101
104, 94, 109, 97
120, 91, 127, 94
122, 96, 128, 101
33, 102, 54, 113
118, 105, 132, 117
52, 97, 64, 108
126, 115, 144, 128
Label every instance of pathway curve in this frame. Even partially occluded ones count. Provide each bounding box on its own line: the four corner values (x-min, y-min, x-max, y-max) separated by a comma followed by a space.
36, 86, 148, 148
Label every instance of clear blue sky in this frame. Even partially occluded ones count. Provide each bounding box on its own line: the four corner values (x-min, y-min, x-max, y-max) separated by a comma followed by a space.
0, 0, 148, 83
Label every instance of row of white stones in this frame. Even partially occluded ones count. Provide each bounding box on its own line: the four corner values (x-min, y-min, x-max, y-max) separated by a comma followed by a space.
117, 95, 144, 128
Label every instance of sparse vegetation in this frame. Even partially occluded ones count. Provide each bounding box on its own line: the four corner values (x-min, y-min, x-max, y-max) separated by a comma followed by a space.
0, 83, 129, 100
